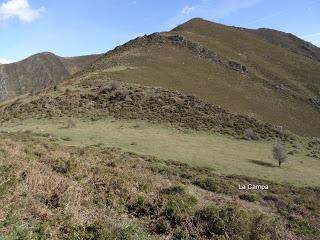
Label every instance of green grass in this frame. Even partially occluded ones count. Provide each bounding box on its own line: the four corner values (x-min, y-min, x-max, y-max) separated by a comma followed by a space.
2, 117, 320, 187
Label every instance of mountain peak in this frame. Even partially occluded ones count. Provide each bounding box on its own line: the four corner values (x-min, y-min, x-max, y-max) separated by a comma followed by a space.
172, 18, 227, 32
33, 51, 59, 58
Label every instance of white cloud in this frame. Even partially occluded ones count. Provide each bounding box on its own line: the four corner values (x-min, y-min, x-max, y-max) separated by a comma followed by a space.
0, 0, 44, 23
180, 6, 196, 16
0, 58, 13, 64
166, 0, 260, 29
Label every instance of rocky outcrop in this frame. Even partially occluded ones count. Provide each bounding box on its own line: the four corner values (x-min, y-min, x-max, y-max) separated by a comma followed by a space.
228, 61, 247, 73
309, 98, 320, 110
167, 35, 222, 63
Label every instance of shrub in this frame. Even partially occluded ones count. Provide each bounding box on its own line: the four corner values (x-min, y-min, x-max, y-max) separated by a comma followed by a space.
192, 177, 234, 194
51, 159, 71, 174
243, 128, 259, 140
127, 195, 155, 217
160, 185, 185, 195
45, 193, 61, 209
193, 205, 251, 238
239, 193, 257, 202
155, 219, 171, 234
288, 216, 319, 236
62, 221, 154, 240
160, 186, 197, 225
272, 142, 287, 167
3, 221, 50, 239
250, 215, 288, 240
62, 137, 72, 141
67, 119, 76, 128
263, 194, 278, 202
0, 165, 16, 197
109, 81, 120, 91
172, 227, 191, 240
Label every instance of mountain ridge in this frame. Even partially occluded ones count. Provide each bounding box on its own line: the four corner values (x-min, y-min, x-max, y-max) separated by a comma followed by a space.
0, 52, 101, 100
72, 18, 320, 136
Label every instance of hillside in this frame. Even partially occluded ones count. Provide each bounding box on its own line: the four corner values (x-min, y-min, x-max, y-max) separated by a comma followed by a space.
0, 76, 320, 239
0, 18, 320, 239
251, 28, 320, 62
76, 18, 320, 137
0, 131, 319, 239
0, 52, 101, 100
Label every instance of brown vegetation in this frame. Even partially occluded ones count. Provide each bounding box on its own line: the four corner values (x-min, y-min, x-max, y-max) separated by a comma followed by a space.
0, 132, 319, 239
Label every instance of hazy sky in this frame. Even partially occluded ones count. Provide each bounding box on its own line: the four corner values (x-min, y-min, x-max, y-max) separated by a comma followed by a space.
0, 0, 319, 63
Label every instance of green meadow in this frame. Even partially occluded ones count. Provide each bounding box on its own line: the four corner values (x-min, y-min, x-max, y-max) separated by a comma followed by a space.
2, 117, 319, 187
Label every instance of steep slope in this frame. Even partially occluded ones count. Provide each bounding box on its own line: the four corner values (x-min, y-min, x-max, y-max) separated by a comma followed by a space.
75, 18, 320, 136
0, 52, 101, 100
251, 28, 320, 62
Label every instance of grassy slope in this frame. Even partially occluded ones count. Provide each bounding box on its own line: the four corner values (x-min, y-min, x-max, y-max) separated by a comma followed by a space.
172, 19, 320, 97
2, 117, 320, 187
250, 28, 320, 62
77, 19, 320, 136
0, 133, 319, 239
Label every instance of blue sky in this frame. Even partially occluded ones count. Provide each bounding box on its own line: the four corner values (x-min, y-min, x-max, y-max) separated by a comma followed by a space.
0, 0, 319, 63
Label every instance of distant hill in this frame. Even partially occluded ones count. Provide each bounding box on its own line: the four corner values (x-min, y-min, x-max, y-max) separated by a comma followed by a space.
76, 18, 320, 136
0, 52, 101, 100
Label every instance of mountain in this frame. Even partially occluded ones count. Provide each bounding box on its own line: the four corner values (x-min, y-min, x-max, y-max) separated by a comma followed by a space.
251, 28, 320, 62
75, 18, 320, 136
0, 18, 320, 239
0, 52, 101, 100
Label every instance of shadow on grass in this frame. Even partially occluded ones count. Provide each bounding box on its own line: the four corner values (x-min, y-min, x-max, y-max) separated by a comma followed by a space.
248, 159, 275, 168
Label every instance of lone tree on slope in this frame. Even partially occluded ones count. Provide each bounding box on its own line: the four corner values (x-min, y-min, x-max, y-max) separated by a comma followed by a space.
272, 142, 287, 167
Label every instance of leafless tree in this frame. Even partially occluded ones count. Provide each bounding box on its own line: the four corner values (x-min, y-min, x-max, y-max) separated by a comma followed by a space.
272, 142, 287, 167
67, 119, 76, 128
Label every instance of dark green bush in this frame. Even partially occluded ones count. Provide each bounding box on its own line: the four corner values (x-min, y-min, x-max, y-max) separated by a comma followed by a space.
51, 159, 71, 174
127, 195, 155, 217
288, 216, 319, 237
155, 218, 171, 234
62, 221, 154, 240
250, 215, 287, 240
239, 193, 257, 202
160, 186, 197, 225
193, 177, 234, 194
193, 205, 251, 238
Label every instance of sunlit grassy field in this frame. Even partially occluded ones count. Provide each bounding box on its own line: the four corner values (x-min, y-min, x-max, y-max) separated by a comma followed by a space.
2, 117, 319, 187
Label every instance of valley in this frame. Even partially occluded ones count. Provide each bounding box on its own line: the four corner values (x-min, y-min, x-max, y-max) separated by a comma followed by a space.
0, 18, 320, 239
